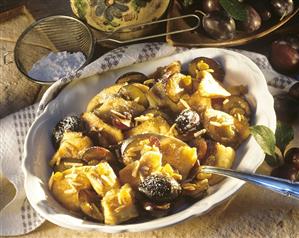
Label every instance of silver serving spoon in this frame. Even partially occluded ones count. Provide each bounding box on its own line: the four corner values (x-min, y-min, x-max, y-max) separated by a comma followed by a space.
121, 133, 299, 200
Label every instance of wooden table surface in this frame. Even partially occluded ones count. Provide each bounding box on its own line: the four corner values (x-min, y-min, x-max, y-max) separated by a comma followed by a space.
1, 1, 299, 237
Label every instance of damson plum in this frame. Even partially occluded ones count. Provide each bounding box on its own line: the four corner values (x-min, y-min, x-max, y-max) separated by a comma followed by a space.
270, 0, 294, 18
270, 40, 299, 74
202, 12, 236, 40
248, 1, 272, 21
283, 35, 299, 51
175, 109, 201, 133
138, 174, 181, 203
240, 5, 261, 33
274, 94, 299, 124
202, 0, 221, 13
52, 116, 82, 148
285, 148, 299, 170
271, 164, 298, 181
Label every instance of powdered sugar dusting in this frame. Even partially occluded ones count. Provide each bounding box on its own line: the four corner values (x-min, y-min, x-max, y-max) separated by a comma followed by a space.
28, 51, 86, 82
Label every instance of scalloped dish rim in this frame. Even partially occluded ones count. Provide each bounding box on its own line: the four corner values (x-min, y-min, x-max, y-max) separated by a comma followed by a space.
22, 48, 276, 233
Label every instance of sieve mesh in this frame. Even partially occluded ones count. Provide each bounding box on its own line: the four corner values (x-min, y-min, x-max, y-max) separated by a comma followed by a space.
14, 15, 94, 85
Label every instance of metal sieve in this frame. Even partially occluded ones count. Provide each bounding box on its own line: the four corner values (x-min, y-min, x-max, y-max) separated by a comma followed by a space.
14, 14, 200, 85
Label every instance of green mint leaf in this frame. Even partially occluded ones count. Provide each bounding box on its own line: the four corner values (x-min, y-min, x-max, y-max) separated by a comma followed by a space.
275, 121, 294, 153
219, 0, 247, 21
250, 125, 276, 157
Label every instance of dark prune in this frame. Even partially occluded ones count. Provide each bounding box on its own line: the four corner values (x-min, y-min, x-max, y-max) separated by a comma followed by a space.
270, 40, 299, 74
285, 148, 299, 170
202, 0, 221, 13
271, 163, 298, 181
240, 5, 261, 33
138, 174, 181, 203
52, 116, 82, 148
270, 0, 294, 18
274, 94, 299, 124
175, 109, 201, 133
202, 12, 236, 40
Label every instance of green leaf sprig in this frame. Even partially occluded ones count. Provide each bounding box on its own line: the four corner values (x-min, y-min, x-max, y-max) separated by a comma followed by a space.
275, 121, 294, 153
219, 0, 247, 21
250, 125, 276, 157
250, 121, 294, 167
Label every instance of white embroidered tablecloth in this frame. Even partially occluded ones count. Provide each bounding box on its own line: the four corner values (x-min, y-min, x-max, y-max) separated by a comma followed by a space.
0, 42, 298, 236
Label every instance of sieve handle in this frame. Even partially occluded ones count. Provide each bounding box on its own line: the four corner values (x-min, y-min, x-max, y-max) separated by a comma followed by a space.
96, 14, 200, 44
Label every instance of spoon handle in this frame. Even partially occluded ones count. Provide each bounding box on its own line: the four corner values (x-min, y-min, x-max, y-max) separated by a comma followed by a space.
200, 166, 299, 200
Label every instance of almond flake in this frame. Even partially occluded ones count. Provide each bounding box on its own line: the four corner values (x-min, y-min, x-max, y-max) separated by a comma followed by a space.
70, 181, 82, 187
131, 161, 140, 178
68, 182, 77, 191
91, 203, 102, 215
101, 175, 114, 186
194, 129, 207, 138
210, 121, 222, 127
48, 172, 55, 190
56, 156, 62, 166
134, 113, 154, 122
237, 113, 242, 122
115, 205, 126, 213
64, 189, 77, 194
65, 173, 78, 179
111, 110, 127, 119
223, 99, 229, 105
182, 184, 196, 191
179, 99, 190, 109
167, 123, 177, 136
64, 162, 83, 167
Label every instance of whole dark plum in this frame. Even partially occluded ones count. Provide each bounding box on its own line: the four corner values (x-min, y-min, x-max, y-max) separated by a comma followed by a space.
202, 0, 221, 13
138, 174, 182, 203
283, 35, 299, 51
240, 5, 261, 33
248, 1, 272, 21
175, 109, 201, 133
52, 116, 82, 148
285, 148, 299, 170
270, 40, 299, 74
271, 163, 298, 181
202, 12, 236, 40
270, 0, 294, 18
274, 94, 299, 124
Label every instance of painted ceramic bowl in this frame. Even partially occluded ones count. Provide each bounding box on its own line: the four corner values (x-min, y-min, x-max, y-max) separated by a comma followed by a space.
70, 0, 170, 45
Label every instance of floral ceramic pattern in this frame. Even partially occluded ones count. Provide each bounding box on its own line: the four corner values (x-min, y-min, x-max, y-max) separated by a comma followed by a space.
91, 0, 151, 22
